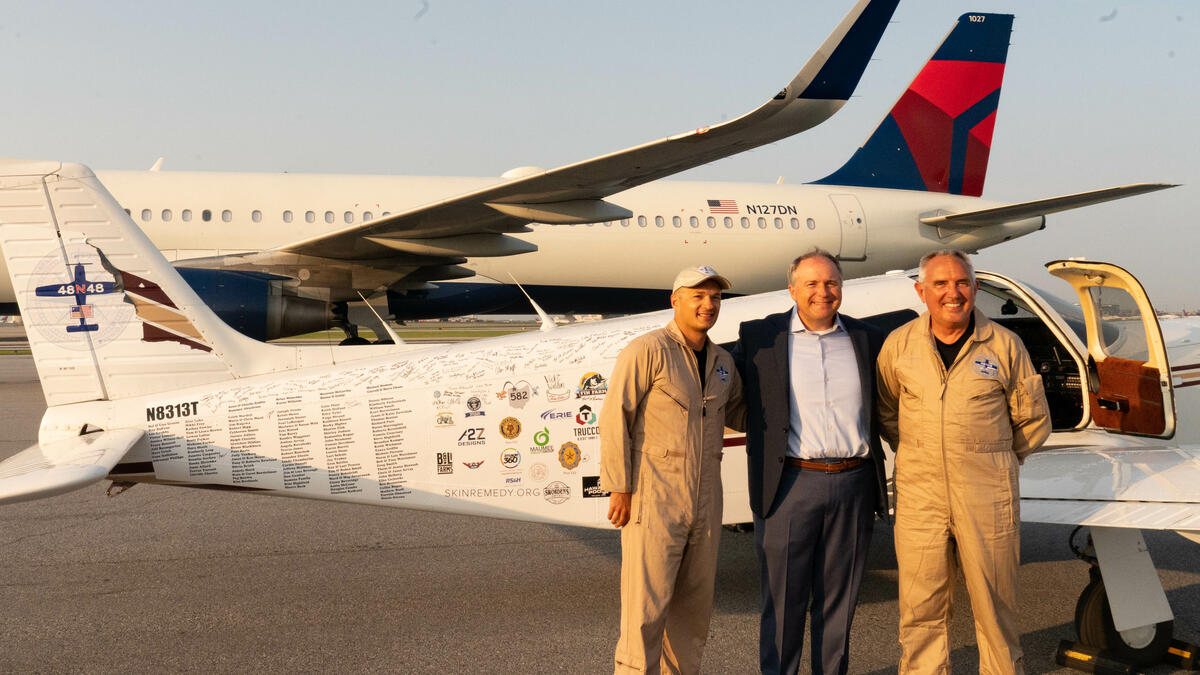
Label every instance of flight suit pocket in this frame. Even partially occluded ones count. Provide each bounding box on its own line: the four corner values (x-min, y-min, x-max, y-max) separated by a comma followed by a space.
1016, 374, 1048, 422
633, 444, 682, 524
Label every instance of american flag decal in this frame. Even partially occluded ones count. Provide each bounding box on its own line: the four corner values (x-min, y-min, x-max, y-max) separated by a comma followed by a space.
707, 199, 738, 214
70, 305, 93, 319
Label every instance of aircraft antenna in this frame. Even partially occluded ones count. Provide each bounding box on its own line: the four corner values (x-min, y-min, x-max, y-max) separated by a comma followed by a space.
508, 274, 556, 332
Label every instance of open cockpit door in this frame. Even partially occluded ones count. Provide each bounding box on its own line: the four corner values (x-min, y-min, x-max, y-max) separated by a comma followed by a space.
1046, 260, 1175, 438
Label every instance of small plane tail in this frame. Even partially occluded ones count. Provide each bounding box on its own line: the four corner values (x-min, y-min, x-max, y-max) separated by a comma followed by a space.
0, 160, 295, 406
812, 12, 1014, 196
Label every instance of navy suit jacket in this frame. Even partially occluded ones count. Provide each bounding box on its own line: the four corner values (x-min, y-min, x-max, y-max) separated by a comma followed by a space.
731, 311, 888, 520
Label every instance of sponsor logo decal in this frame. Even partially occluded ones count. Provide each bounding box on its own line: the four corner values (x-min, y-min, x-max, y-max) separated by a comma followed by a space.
500, 448, 522, 470
435, 411, 455, 427
529, 462, 548, 482
573, 404, 601, 440
465, 395, 485, 418
575, 404, 596, 425
505, 476, 521, 484
497, 380, 537, 409
543, 480, 571, 504
499, 416, 522, 440
540, 409, 572, 421
558, 441, 582, 470
444, 487, 542, 499
544, 374, 571, 402
463, 460, 485, 470
437, 452, 454, 475
457, 428, 486, 446
530, 427, 554, 453
582, 475, 610, 499
575, 372, 608, 399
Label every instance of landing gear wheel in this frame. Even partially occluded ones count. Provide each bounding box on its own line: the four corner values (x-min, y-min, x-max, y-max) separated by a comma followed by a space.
1074, 570, 1173, 666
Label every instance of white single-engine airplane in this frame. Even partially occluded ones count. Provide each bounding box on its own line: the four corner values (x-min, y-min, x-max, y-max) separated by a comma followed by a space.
0, 1, 1174, 342
0, 161, 1195, 664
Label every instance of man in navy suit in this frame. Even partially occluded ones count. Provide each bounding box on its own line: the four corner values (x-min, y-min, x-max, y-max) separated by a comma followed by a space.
731, 249, 888, 675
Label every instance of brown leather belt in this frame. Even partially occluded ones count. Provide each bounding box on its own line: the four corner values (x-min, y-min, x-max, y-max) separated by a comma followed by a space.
785, 457, 866, 473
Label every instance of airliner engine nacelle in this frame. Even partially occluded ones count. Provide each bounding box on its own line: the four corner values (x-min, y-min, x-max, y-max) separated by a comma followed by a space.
177, 268, 331, 341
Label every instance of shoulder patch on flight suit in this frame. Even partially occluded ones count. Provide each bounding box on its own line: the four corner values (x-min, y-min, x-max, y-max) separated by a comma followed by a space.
972, 356, 999, 378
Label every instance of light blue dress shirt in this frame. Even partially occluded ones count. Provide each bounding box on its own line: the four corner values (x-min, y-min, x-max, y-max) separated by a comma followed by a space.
786, 310, 869, 459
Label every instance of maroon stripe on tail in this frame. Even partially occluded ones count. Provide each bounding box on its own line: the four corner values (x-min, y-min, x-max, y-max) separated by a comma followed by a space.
120, 271, 177, 309
143, 324, 211, 352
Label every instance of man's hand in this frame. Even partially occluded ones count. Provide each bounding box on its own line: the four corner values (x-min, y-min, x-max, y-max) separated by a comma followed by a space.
608, 491, 632, 528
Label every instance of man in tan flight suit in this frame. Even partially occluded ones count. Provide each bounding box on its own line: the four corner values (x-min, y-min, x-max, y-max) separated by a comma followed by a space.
877, 250, 1051, 674
600, 265, 744, 674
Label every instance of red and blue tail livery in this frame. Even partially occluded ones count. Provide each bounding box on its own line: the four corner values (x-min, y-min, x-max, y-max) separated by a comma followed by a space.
813, 13, 1014, 196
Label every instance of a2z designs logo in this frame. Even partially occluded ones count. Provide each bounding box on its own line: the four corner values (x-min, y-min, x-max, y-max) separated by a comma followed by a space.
458, 428, 486, 446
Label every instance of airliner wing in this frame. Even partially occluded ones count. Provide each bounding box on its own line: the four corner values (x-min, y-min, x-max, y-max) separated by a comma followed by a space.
920, 183, 1177, 228
271, 0, 899, 264
1019, 445, 1200, 535
0, 429, 145, 504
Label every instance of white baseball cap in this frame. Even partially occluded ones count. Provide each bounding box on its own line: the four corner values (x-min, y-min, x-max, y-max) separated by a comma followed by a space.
671, 265, 732, 293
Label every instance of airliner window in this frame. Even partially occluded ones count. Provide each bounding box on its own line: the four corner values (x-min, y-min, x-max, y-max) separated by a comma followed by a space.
283, 210, 293, 223
637, 216, 646, 228
182, 209, 192, 222
807, 218, 816, 230
250, 210, 261, 223
603, 221, 611, 227
325, 211, 334, 224
621, 219, 629, 227
757, 217, 766, 229
723, 217, 732, 228
671, 216, 680, 228
221, 210, 232, 223
141, 209, 151, 222
655, 216, 664, 228
689, 216, 698, 228
774, 218, 783, 229
162, 209, 172, 222
363, 212, 372, 221
706, 217, 715, 229
344, 211, 353, 224
741, 217, 750, 229
382, 211, 391, 217
306, 211, 315, 223
202, 209, 212, 222
790, 218, 799, 229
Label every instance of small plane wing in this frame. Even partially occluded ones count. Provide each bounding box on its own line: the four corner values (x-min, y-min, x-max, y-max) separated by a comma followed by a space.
0, 429, 145, 504
919, 183, 1177, 228
1019, 445, 1200, 534
270, 0, 899, 264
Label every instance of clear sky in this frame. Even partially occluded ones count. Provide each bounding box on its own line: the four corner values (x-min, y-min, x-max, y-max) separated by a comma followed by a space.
1, 1, 1196, 308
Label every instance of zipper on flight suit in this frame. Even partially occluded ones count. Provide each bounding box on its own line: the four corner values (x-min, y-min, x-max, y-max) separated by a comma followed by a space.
681, 340, 712, 520
937, 328, 976, 532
